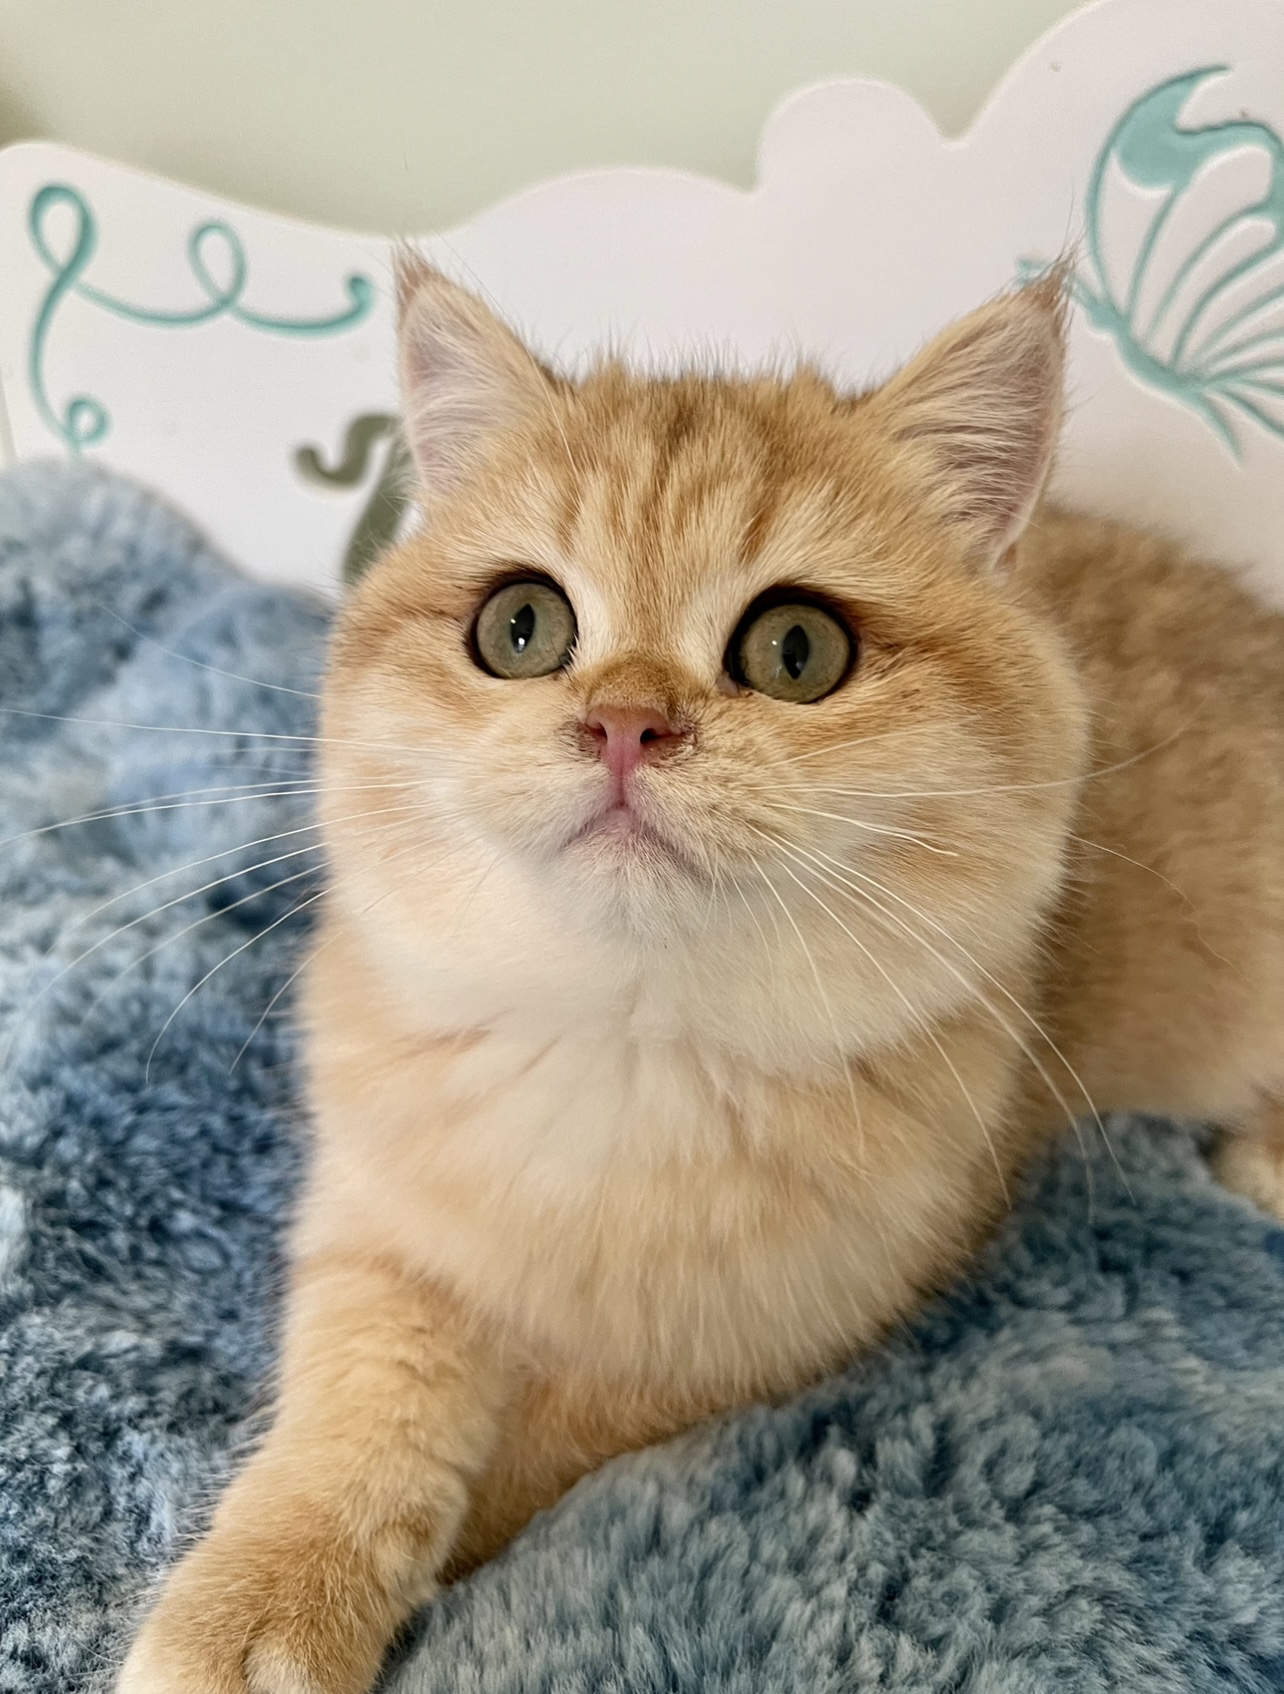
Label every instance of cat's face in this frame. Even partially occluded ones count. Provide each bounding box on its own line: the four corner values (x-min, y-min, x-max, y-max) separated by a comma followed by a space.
318, 268, 1087, 1070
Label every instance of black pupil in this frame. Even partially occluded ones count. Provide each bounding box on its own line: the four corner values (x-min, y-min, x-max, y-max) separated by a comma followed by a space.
510, 602, 536, 653
780, 624, 810, 681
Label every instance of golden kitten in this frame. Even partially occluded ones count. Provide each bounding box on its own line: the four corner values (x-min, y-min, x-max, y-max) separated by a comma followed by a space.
118, 265, 1284, 1694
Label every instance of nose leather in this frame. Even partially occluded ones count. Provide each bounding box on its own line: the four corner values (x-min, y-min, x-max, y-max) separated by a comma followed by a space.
582, 705, 683, 794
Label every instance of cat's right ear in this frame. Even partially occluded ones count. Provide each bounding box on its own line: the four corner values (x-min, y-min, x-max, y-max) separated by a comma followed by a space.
395, 253, 555, 502
865, 272, 1067, 570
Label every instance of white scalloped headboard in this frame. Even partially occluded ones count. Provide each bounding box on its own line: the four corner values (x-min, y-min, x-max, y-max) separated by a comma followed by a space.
1, 0, 1282, 605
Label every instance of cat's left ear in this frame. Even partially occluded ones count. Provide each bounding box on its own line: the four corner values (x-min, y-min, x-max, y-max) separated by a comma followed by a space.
395, 252, 556, 503
867, 272, 1067, 570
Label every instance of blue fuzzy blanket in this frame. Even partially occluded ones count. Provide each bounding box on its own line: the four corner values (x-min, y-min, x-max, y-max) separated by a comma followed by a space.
3, 463, 1284, 1694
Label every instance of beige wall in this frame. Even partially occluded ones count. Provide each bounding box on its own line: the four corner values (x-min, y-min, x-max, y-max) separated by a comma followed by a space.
0, 0, 1083, 233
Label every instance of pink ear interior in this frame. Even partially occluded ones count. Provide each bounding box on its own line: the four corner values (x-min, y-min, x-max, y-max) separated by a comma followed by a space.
395, 258, 552, 502
873, 274, 1068, 567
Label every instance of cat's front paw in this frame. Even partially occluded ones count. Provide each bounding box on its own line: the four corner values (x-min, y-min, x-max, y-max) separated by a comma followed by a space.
116, 1502, 396, 1694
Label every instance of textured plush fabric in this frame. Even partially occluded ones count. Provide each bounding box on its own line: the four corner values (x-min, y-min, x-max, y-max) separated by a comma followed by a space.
2, 463, 1284, 1694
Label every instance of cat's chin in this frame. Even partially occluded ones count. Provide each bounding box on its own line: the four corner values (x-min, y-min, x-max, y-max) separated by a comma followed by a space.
564, 803, 701, 880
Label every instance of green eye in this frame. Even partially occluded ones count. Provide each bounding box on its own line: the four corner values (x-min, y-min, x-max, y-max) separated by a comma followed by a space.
473, 579, 577, 679
731, 600, 853, 703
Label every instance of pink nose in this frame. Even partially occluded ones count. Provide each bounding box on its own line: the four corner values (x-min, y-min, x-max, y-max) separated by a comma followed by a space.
582, 705, 683, 789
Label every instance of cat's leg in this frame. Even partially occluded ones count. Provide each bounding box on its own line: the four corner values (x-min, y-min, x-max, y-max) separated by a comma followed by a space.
116, 1252, 507, 1694
446, 1371, 727, 1576
1212, 1094, 1284, 1221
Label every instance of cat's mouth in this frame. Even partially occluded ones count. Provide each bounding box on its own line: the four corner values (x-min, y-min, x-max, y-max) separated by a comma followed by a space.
567, 801, 693, 868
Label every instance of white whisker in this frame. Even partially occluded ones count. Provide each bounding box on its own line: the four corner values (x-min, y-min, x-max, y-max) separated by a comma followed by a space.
227, 836, 436, 1076
778, 727, 926, 766
0, 704, 440, 761
82, 789, 430, 1066
0, 777, 416, 856
750, 860, 866, 1167
794, 841, 1125, 1201
801, 724, 1191, 803
74, 862, 324, 1056
146, 885, 331, 1083
754, 829, 1007, 1200
92, 601, 323, 700
768, 800, 958, 855
1, 802, 422, 1067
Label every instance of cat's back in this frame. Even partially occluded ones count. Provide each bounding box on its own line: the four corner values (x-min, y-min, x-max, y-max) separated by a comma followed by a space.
1013, 506, 1284, 1123
1018, 507, 1284, 710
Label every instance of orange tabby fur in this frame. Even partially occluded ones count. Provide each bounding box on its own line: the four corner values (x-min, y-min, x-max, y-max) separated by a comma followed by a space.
118, 269, 1284, 1694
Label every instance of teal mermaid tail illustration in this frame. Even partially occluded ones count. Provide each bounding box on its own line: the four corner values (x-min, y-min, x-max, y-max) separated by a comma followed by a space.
294, 413, 413, 586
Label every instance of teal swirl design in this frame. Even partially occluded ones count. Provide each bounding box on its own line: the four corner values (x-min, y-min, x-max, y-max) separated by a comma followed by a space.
1026, 69, 1284, 458
28, 182, 376, 451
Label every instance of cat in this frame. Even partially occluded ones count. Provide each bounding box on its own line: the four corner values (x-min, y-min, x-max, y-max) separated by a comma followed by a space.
117, 260, 1284, 1694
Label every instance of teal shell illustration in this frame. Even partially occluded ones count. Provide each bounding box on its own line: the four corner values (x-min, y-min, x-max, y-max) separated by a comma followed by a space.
27, 182, 375, 452
1066, 67, 1284, 457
